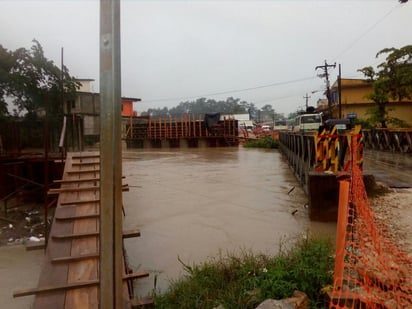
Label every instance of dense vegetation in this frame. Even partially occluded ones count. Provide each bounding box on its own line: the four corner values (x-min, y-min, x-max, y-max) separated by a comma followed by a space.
243, 135, 279, 149
154, 237, 334, 309
142, 97, 287, 123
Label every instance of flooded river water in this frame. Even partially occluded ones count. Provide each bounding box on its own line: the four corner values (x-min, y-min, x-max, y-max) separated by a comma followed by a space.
3, 147, 411, 307
0, 147, 336, 307
121, 147, 336, 297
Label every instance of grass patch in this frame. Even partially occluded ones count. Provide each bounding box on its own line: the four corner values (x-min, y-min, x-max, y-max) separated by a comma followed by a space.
243, 135, 279, 149
153, 237, 334, 309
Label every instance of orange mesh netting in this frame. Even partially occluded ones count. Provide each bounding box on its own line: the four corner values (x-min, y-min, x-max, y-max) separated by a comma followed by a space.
329, 135, 412, 309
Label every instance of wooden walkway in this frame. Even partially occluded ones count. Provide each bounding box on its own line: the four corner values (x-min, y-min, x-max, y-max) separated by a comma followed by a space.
13, 152, 148, 308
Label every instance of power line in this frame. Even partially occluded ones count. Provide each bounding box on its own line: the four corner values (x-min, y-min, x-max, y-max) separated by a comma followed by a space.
140, 76, 316, 103
332, 3, 400, 62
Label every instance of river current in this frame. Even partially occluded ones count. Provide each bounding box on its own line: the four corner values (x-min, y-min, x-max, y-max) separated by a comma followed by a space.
121, 146, 336, 297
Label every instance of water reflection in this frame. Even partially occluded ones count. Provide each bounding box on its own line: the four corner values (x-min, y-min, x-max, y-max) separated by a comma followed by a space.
364, 149, 412, 187
122, 147, 336, 296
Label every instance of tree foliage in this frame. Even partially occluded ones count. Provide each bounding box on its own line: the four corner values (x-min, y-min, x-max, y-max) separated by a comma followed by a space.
0, 40, 79, 118
141, 97, 284, 122
358, 45, 412, 128
142, 97, 257, 118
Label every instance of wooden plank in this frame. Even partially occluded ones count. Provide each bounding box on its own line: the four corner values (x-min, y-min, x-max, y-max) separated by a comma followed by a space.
53, 177, 100, 183
52, 253, 99, 264
67, 169, 100, 174
29, 151, 135, 308
15, 273, 149, 297
33, 153, 79, 308
53, 230, 140, 239
72, 154, 100, 159
60, 199, 100, 206
49, 186, 100, 193
65, 184, 99, 308
123, 271, 150, 280
122, 229, 141, 238
72, 162, 100, 166
49, 185, 128, 194
55, 213, 99, 221
52, 231, 99, 240
14, 280, 99, 297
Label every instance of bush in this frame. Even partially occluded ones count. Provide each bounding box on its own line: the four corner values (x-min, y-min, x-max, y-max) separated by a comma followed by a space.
243, 135, 279, 149
153, 237, 334, 309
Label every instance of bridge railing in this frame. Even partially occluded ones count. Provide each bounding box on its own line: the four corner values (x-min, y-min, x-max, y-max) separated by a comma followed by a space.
279, 126, 364, 221
363, 128, 412, 153
278, 125, 363, 187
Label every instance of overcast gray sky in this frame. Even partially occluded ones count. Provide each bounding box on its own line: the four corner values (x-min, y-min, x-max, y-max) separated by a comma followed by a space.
1, 0, 411, 115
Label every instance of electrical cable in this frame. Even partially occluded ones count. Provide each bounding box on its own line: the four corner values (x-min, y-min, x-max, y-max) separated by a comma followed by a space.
332, 2, 400, 62
140, 76, 315, 103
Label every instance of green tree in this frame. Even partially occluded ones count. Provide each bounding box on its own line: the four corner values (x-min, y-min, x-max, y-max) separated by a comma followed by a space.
359, 45, 412, 128
142, 97, 259, 118
0, 45, 16, 117
260, 104, 275, 113
0, 40, 79, 118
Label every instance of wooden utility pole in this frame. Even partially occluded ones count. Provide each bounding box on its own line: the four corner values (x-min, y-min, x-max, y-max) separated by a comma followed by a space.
100, 0, 123, 308
303, 93, 311, 110
338, 64, 342, 119
315, 60, 336, 117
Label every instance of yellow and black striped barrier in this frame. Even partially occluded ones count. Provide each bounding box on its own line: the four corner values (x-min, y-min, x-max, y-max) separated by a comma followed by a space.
278, 124, 364, 221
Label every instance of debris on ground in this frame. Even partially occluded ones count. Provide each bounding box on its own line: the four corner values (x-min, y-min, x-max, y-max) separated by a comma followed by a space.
0, 202, 52, 246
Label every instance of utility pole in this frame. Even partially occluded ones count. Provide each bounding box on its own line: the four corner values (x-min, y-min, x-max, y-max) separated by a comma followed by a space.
315, 60, 336, 117
303, 93, 311, 111
100, 0, 123, 308
338, 64, 342, 119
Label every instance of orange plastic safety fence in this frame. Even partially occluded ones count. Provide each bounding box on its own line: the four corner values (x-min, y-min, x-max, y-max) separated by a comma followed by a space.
329, 135, 412, 309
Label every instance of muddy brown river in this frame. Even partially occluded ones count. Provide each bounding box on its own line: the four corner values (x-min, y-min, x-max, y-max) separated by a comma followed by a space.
121, 147, 336, 297
3, 146, 411, 307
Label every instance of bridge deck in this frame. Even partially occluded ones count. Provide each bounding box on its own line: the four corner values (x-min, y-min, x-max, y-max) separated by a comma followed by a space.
13, 151, 140, 308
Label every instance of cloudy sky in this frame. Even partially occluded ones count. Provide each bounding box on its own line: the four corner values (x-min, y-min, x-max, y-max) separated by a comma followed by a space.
1, 0, 411, 115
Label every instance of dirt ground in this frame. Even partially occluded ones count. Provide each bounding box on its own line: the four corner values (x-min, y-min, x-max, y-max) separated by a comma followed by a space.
369, 186, 412, 257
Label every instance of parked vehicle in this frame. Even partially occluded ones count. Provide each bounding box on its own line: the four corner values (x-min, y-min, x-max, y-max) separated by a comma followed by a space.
291, 113, 323, 132
261, 125, 271, 132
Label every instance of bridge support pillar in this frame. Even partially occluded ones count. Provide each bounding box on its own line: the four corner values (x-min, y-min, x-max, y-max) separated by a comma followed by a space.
308, 172, 376, 222
308, 172, 340, 222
